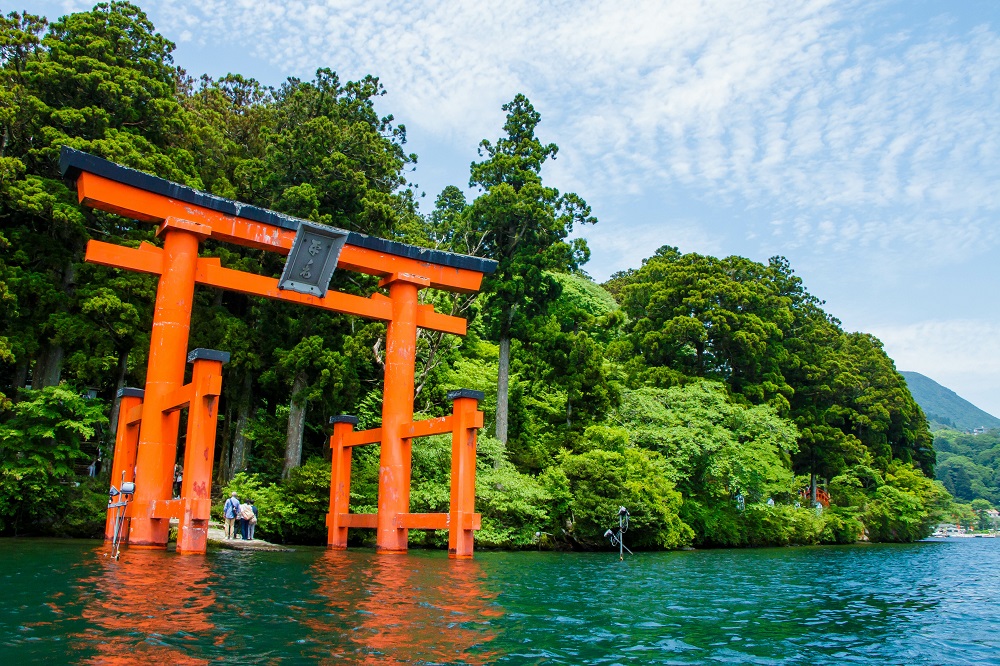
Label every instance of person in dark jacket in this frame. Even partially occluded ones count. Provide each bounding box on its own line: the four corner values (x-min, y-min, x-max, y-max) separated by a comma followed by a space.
223, 492, 240, 539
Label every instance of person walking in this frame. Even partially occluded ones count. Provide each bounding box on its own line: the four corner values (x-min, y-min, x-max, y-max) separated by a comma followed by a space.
247, 500, 259, 541
239, 500, 256, 541
223, 492, 240, 539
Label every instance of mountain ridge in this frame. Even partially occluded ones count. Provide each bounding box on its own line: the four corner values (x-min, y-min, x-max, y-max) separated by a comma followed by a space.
900, 371, 1000, 431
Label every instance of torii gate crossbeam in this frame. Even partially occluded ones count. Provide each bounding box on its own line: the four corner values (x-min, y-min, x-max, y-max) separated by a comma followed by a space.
61, 148, 497, 558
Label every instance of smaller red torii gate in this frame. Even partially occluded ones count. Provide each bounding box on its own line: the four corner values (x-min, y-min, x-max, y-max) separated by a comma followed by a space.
61, 148, 497, 557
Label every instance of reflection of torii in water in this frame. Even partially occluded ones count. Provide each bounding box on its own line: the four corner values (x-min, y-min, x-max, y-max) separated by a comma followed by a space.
61, 148, 497, 558
306, 550, 503, 663
75, 547, 218, 664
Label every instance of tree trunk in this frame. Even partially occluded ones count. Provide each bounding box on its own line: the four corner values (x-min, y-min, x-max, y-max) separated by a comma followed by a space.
282, 370, 309, 479
810, 472, 817, 505
33, 344, 64, 388
13, 357, 28, 393
218, 401, 233, 486
108, 348, 129, 438
228, 372, 254, 480
33, 264, 76, 389
495, 335, 510, 446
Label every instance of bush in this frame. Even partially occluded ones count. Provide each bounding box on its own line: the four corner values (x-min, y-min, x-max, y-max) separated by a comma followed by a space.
820, 507, 863, 544
679, 499, 744, 547
405, 433, 556, 549
741, 504, 822, 547
683, 499, 849, 547
221, 457, 331, 544
279, 457, 332, 544
556, 447, 693, 549
475, 436, 553, 548
0, 385, 107, 536
221, 436, 558, 549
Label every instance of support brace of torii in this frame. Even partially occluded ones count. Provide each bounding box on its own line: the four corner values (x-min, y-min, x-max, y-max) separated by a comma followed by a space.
62, 148, 497, 557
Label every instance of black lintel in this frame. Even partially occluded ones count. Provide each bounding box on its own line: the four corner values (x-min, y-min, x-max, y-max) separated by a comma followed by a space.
117, 387, 145, 399
329, 415, 360, 425
59, 147, 498, 275
447, 389, 485, 402
187, 348, 231, 364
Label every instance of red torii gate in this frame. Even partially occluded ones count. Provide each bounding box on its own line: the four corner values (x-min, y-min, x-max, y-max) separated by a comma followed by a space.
61, 148, 497, 557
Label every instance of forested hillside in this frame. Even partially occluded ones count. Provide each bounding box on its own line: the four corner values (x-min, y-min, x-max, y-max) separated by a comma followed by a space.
0, 3, 952, 546
934, 429, 1000, 504
900, 371, 1000, 431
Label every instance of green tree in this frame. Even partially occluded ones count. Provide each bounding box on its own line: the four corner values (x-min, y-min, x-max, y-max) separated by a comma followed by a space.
0, 3, 196, 402
616, 382, 799, 503
469, 94, 596, 445
619, 247, 796, 408
970, 498, 994, 531
0, 385, 107, 535
553, 447, 693, 549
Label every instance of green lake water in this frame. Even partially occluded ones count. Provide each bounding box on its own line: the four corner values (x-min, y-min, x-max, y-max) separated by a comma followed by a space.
1, 538, 998, 664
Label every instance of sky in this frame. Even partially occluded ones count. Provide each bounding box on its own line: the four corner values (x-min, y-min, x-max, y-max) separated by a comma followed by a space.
31, 0, 1000, 418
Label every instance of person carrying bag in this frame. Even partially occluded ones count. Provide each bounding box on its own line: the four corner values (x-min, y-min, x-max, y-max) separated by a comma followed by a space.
223, 492, 240, 539
239, 500, 257, 541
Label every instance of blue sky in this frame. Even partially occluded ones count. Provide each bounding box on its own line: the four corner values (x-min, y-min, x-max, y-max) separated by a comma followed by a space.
32, 1, 1000, 417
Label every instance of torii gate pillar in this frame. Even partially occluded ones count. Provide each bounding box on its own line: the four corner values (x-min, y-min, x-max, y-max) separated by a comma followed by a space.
377, 273, 427, 553
129, 218, 210, 548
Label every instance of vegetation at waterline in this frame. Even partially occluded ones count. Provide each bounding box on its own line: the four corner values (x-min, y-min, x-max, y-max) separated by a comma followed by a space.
0, 3, 953, 547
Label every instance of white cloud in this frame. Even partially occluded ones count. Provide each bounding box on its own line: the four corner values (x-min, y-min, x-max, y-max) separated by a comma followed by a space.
26, 0, 1000, 420
148, 1, 1000, 259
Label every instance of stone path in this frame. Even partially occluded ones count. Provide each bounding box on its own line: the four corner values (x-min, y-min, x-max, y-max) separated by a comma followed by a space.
207, 520, 292, 551
169, 518, 292, 552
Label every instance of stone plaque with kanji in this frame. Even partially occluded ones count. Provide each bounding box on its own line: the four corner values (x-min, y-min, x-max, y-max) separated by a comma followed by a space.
277, 221, 349, 297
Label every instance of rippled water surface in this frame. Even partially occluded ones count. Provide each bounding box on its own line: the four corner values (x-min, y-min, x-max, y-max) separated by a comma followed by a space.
1, 538, 998, 664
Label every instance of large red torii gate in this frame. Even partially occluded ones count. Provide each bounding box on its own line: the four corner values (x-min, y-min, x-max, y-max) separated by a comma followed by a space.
60, 148, 497, 557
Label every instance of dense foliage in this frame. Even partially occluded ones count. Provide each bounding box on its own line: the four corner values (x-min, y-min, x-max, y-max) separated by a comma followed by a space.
0, 4, 948, 547
934, 429, 1000, 504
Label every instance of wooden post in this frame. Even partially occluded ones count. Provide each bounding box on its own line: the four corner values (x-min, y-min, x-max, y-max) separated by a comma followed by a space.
376, 273, 427, 553
177, 349, 228, 555
104, 387, 143, 540
448, 390, 483, 559
129, 218, 210, 548
327, 415, 359, 549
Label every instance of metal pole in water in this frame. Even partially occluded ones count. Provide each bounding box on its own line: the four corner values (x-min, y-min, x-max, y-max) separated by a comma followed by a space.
619, 511, 624, 561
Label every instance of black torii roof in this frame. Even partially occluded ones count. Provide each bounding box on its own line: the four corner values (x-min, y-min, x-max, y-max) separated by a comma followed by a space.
60, 147, 497, 275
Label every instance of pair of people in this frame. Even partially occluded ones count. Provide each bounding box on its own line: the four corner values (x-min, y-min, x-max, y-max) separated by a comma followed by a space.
223, 492, 258, 540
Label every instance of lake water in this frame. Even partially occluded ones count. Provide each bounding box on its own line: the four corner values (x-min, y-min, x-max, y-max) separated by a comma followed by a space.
1, 538, 998, 664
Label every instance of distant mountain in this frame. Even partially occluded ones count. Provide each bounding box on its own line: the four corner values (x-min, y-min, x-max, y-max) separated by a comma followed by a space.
900, 371, 1000, 431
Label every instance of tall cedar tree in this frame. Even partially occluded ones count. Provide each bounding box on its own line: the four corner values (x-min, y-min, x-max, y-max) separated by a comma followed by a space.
469, 95, 595, 444
0, 3, 195, 405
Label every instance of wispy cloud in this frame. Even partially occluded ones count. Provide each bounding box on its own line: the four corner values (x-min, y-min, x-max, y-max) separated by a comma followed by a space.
149, 0, 1000, 262
28, 0, 1000, 413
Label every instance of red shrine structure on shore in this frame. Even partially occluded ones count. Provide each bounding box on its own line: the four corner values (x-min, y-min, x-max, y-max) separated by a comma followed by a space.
60, 147, 497, 558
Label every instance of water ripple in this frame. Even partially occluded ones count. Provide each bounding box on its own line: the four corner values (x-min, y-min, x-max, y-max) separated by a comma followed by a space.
1, 539, 998, 663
